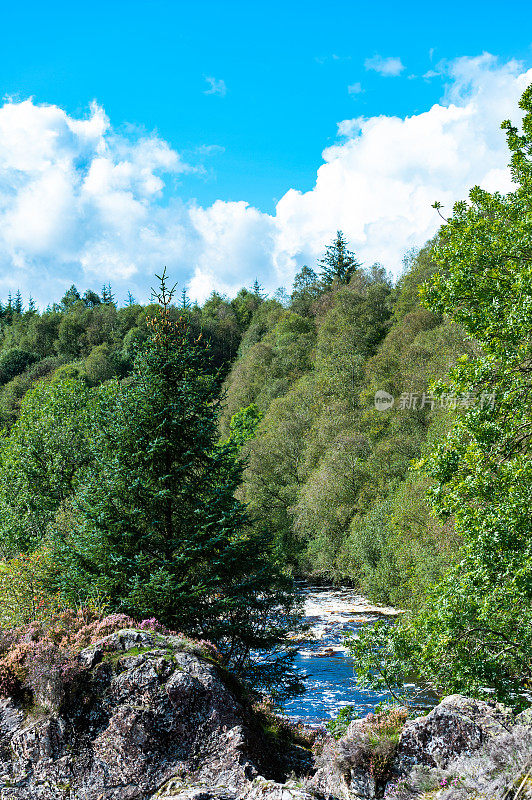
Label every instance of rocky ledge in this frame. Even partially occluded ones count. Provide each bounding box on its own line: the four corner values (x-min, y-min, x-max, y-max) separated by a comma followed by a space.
0, 630, 529, 800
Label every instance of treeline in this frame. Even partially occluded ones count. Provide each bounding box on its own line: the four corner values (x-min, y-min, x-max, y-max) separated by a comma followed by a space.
0, 281, 264, 426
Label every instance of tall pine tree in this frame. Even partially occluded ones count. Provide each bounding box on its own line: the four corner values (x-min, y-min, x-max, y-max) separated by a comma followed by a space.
13, 291, 23, 314
319, 230, 361, 287
56, 271, 301, 696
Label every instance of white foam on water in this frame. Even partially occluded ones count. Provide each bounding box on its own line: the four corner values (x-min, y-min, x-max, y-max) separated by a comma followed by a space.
281, 586, 404, 722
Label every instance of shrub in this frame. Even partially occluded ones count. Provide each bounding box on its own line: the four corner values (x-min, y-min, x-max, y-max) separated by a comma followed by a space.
330, 707, 408, 790
0, 607, 220, 709
0, 551, 60, 628
253, 698, 319, 750
326, 705, 359, 739
0, 349, 37, 385
0, 662, 19, 696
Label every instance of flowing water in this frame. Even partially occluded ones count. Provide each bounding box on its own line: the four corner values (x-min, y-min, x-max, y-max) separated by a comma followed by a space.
280, 585, 404, 723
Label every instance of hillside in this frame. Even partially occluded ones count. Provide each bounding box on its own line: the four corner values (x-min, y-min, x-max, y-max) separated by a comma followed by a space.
0, 240, 468, 611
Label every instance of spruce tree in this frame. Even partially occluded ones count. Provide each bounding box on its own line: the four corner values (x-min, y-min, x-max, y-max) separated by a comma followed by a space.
13, 290, 23, 314
251, 279, 267, 299
319, 230, 361, 287
180, 287, 191, 309
101, 283, 116, 305
57, 270, 301, 696
61, 285, 81, 309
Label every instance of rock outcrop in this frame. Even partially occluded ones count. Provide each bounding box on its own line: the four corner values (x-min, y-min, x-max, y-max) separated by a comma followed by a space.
306, 694, 531, 800
0, 630, 311, 800
393, 693, 514, 772
0, 631, 529, 800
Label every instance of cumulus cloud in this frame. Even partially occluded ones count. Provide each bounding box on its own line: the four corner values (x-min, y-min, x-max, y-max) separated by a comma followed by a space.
0, 99, 195, 303
204, 77, 227, 97
347, 82, 363, 95
364, 55, 405, 77
268, 54, 531, 282
0, 54, 530, 306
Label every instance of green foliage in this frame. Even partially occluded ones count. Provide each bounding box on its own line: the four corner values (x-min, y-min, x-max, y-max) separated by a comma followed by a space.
228, 245, 465, 583
289, 272, 395, 575
241, 375, 316, 568
350, 84, 532, 710
326, 705, 358, 738
0, 348, 37, 385
0, 284, 244, 427
0, 377, 92, 554
0, 550, 59, 628
226, 404, 263, 449
342, 415, 462, 606
392, 241, 442, 322
290, 266, 322, 316
220, 303, 315, 434
80, 343, 120, 385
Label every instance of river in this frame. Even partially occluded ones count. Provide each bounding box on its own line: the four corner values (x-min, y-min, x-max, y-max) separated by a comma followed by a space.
279, 585, 405, 723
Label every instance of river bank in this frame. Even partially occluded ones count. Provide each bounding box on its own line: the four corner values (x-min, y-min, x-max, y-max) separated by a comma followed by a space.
0, 624, 528, 799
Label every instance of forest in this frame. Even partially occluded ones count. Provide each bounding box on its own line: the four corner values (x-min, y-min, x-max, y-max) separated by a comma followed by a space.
0, 87, 530, 714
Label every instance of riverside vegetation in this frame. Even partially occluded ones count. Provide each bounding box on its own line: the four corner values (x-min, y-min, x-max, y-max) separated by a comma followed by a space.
0, 83, 528, 758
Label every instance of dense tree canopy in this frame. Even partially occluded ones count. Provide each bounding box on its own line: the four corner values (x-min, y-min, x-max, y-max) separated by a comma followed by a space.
349, 84, 532, 710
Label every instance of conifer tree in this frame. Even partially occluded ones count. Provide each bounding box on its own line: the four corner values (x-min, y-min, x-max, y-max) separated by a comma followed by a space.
251, 279, 267, 299
13, 291, 23, 314
61, 285, 81, 310
101, 283, 116, 305
180, 287, 191, 309
319, 231, 361, 287
56, 270, 301, 696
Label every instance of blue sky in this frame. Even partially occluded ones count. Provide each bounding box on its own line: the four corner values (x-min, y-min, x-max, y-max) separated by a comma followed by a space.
3, 0, 532, 213
1, 1, 532, 304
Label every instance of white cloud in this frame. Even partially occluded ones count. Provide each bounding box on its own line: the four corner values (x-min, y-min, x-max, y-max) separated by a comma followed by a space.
347, 82, 363, 95
365, 55, 405, 77
268, 54, 530, 282
188, 200, 278, 299
0, 99, 192, 301
0, 55, 530, 307
204, 77, 227, 97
